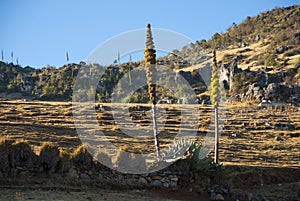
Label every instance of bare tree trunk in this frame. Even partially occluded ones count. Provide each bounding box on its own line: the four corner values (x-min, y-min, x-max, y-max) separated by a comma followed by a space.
151, 103, 161, 159
214, 106, 219, 164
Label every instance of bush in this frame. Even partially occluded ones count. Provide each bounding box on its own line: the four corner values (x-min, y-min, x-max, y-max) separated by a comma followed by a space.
232, 72, 257, 94
71, 145, 93, 171
9, 140, 38, 171
264, 54, 278, 67
55, 149, 72, 173
0, 140, 12, 171
39, 142, 59, 173
188, 142, 222, 177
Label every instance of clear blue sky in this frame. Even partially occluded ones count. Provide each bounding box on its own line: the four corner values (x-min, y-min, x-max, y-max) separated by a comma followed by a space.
0, 0, 298, 68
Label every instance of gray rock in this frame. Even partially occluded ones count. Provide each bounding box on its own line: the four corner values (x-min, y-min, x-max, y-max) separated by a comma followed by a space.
193, 185, 202, 193
170, 176, 178, 181
276, 46, 288, 54
152, 175, 163, 180
255, 35, 261, 41
116, 175, 124, 181
151, 180, 162, 186
138, 177, 148, 185
163, 182, 170, 188
216, 194, 225, 200
80, 173, 90, 180
171, 186, 178, 191
163, 171, 172, 175
68, 168, 78, 178
170, 181, 177, 187
210, 192, 216, 200
247, 193, 260, 201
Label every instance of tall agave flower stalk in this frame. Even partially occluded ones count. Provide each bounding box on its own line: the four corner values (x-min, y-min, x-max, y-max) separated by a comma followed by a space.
144, 24, 161, 160
211, 50, 220, 164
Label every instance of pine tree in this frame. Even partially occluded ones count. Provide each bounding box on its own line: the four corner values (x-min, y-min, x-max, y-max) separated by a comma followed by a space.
144, 24, 161, 159
211, 50, 220, 164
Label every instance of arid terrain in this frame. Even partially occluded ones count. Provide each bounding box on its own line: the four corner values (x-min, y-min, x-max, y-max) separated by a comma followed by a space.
0, 100, 299, 200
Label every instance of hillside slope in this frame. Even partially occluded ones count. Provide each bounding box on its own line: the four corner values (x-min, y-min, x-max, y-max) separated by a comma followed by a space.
179, 5, 300, 73
0, 5, 299, 103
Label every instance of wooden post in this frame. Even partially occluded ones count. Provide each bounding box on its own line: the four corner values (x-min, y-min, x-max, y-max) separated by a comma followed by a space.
214, 106, 219, 164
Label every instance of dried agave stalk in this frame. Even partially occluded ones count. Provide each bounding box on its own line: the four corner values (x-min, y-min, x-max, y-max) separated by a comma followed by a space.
144, 24, 161, 159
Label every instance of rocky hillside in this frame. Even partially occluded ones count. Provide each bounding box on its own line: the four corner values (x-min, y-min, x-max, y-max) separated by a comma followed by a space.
0, 5, 299, 103
175, 5, 299, 68
173, 5, 300, 103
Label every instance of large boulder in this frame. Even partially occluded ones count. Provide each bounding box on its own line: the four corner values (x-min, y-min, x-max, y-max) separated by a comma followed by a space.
264, 83, 300, 103
219, 59, 241, 91
244, 83, 264, 101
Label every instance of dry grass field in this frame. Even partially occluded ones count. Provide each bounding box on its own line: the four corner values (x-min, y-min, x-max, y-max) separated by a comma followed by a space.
0, 100, 299, 200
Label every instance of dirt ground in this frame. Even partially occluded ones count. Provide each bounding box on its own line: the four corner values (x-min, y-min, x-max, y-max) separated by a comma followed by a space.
1, 188, 161, 201
0, 188, 210, 201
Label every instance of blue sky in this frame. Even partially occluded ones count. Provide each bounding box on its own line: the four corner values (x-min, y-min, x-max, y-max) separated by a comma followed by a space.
0, 0, 299, 68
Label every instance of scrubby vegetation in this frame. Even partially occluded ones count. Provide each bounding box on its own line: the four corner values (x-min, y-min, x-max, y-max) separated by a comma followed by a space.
1, 6, 300, 104
199, 5, 300, 50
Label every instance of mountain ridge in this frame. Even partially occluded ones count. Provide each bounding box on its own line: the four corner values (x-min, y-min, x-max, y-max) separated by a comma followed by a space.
0, 5, 299, 103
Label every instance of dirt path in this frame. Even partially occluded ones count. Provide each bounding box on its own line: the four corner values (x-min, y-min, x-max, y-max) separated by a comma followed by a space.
0, 187, 210, 201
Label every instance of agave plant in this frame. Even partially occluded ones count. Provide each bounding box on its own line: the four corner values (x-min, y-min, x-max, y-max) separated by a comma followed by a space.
144, 24, 161, 159
162, 138, 193, 162
211, 50, 220, 164
144, 24, 157, 104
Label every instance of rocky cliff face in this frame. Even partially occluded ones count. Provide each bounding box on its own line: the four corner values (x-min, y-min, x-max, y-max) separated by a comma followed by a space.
219, 59, 241, 91
232, 66, 299, 103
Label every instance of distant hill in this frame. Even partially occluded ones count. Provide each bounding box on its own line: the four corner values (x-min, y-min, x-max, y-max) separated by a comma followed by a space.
170, 5, 300, 103
0, 5, 299, 103
177, 5, 300, 72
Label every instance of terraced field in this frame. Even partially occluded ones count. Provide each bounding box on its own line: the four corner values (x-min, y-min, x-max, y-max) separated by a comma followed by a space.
1, 100, 300, 200
0, 100, 299, 167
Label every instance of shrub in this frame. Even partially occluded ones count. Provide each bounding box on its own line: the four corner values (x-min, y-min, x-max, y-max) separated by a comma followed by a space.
0, 140, 12, 171
55, 149, 72, 173
188, 142, 221, 177
264, 54, 277, 67
39, 142, 59, 173
71, 145, 93, 171
9, 140, 38, 171
232, 72, 257, 94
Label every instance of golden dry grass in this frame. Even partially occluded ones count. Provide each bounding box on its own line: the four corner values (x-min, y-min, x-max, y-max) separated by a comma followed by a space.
0, 100, 299, 168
